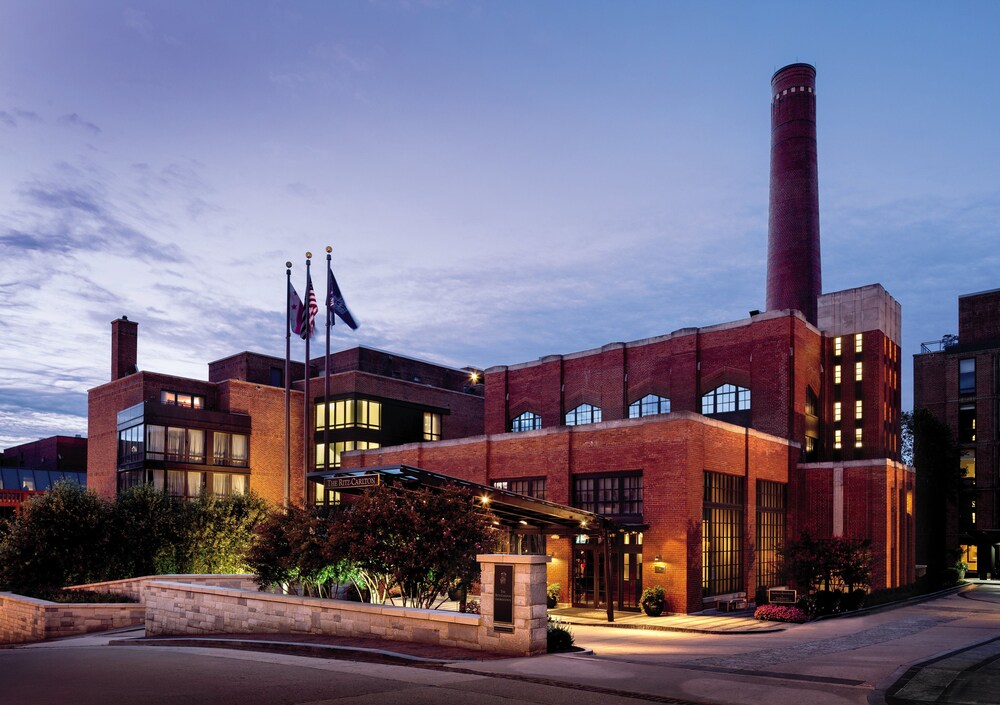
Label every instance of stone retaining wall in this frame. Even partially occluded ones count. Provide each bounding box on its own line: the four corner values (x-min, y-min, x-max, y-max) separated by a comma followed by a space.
0, 593, 144, 645
145, 581, 484, 651
66, 574, 257, 603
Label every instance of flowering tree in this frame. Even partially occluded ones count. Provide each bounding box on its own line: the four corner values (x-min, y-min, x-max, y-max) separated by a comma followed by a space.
333, 483, 499, 608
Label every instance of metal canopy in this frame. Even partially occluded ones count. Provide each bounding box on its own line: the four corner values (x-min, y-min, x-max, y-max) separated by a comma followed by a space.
307, 464, 623, 536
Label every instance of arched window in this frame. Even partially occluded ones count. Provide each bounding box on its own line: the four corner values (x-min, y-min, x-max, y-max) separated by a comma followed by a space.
565, 403, 602, 426
511, 411, 542, 433
628, 394, 671, 419
701, 384, 750, 415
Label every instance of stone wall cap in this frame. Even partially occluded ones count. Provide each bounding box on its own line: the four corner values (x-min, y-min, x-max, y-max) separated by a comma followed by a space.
477, 554, 550, 564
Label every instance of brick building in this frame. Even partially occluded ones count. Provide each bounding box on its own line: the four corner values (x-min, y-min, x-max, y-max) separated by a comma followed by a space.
86, 317, 485, 505
0, 435, 87, 517
86, 62, 914, 613
339, 63, 915, 612
914, 289, 1000, 578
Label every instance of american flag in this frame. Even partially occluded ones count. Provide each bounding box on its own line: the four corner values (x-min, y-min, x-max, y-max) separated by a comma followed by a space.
299, 271, 318, 340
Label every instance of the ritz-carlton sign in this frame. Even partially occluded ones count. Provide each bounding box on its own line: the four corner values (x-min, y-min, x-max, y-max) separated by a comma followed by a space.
324, 474, 381, 490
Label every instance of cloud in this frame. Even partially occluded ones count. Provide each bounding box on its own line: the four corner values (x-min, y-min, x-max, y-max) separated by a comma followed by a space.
57, 113, 101, 135
0, 111, 14, 128
2, 178, 188, 263
13, 109, 42, 122
123, 7, 154, 43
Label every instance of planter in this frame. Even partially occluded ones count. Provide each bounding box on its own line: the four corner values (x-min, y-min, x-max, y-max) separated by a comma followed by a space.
641, 602, 664, 617
547, 595, 558, 609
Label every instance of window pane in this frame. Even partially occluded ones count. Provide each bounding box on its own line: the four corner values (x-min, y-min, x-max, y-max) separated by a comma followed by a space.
188, 471, 202, 497
187, 429, 205, 462
959, 359, 976, 395
213, 432, 229, 463
231, 434, 248, 465
231, 474, 248, 495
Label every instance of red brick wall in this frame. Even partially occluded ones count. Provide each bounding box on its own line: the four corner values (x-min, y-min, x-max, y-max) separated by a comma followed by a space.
1, 436, 87, 471
344, 413, 794, 613
959, 289, 1000, 344
219, 381, 303, 507
797, 460, 915, 589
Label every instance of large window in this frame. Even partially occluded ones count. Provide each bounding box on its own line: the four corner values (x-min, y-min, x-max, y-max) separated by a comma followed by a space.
701, 384, 750, 415
423, 412, 442, 441
492, 477, 547, 500
316, 440, 380, 469
959, 359, 976, 396
161, 390, 204, 409
117, 423, 145, 467
703, 472, 744, 597
511, 411, 541, 432
212, 432, 249, 467
140, 425, 204, 464
566, 403, 602, 426
573, 473, 642, 516
628, 394, 670, 418
756, 480, 786, 589
315, 399, 382, 430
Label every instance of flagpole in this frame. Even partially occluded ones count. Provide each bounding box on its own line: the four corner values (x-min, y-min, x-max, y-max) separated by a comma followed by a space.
324, 246, 332, 477
303, 252, 313, 499
284, 261, 292, 509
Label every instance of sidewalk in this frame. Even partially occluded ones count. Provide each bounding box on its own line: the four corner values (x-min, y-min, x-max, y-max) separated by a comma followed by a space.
548, 606, 786, 634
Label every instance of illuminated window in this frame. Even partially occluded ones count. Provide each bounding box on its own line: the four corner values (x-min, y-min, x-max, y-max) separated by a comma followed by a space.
212, 432, 248, 467
834, 402, 842, 422
959, 359, 975, 395
834, 337, 842, 356
423, 412, 442, 441
834, 365, 842, 384
834, 429, 842, 449
854, 334, 863, 353
855, 362, 863, 381
855, 428, 863, 448
960, 450, 976, 482
316, 440, 380, 469
701, 384, 751, 415
629, 394, 670, 418
161, 390, 204, 409
511, 411, 541, 432
566, 403, 602, 426
316, 399, 382, 430
855, 400, 863, 420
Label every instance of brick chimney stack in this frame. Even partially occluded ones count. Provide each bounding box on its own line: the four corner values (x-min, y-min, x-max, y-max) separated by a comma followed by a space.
111, 316, 138, 380
766, 63, 822, 325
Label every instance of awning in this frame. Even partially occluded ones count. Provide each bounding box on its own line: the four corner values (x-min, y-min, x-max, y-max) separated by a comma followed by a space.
307, 464, 628, 536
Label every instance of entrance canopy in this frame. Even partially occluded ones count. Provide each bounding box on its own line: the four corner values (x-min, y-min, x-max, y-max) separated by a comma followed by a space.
307, 464, 624, 537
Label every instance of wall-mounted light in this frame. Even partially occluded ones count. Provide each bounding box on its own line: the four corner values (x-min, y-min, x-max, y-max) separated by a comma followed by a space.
654, 555, 663, 563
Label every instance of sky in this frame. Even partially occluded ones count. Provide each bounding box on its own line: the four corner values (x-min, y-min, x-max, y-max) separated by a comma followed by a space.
1, 0, 999, 448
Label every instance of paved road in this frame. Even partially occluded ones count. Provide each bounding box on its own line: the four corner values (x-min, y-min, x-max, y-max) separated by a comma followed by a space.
2, 584, 999, 705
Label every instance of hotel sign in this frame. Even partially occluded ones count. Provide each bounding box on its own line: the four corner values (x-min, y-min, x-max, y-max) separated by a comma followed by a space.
768, 588, 797, 604
324, 474, 380, 490
493, 564, 514, 626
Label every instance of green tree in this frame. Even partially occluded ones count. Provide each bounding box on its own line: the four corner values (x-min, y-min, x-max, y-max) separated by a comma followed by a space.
179, 492, 271, 574
248, 504, 357, 598
335, 483, 499, 608
0, 482, 111, 594
109, 484, 186, 578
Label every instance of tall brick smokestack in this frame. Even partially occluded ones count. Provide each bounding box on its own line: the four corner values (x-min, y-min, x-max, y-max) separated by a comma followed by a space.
111, 316, 138, 380
766, 63, 821, 325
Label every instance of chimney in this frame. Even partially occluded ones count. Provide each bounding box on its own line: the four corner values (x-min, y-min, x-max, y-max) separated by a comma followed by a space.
111, 316, 138, 380
766, 63, 821, 325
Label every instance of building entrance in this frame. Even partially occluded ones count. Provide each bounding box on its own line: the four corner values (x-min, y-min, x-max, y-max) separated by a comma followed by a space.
572, 532, 643, 611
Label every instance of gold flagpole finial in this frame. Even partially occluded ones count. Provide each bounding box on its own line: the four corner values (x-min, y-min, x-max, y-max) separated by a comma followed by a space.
325, 245, 332, 254
306, 251, 313, 260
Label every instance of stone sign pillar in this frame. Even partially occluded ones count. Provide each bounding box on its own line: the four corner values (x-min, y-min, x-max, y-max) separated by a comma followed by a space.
476, 554, 548, 656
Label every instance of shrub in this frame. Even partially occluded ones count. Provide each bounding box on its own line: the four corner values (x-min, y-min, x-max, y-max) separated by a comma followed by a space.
813, 589, 843, 616
753, 604, 809, 623
547, 619, 575, 652
44, 590, 139, 604
463, 599, 481, 615
640, 585, 667, 616
0, 482, 111, 594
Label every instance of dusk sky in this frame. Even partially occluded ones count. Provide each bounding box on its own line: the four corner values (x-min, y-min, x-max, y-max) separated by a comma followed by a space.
2, 1, 998, 448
